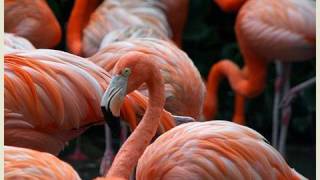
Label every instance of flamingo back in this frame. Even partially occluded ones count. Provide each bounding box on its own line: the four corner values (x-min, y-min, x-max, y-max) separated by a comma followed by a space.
82, 0, 171, 57
4, 33, 35, 53
236, 0, 315, 62
99, 25, 170, 49
5, 146, 80, 180
137, 121, 303, 180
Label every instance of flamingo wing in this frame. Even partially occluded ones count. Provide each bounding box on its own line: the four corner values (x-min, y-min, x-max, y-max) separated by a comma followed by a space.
5, 51, 109, 154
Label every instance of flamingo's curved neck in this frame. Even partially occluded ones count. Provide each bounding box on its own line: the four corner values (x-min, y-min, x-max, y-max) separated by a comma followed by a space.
107, 60, 165, 179
66, 0, 101, 55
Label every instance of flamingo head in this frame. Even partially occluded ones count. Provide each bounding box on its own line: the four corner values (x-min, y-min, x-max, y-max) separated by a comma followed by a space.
100, 52, 153, 117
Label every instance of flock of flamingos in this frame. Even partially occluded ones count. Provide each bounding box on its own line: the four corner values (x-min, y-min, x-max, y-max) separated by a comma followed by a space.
4, 0, 315, 179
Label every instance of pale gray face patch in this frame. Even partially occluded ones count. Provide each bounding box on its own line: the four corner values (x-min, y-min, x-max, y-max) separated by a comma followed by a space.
101, 75, 128, 117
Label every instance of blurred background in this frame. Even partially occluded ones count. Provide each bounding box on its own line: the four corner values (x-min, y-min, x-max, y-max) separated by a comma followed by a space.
46, 0, 316, 179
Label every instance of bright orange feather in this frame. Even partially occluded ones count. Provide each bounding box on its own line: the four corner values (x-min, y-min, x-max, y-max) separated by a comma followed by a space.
138, 121, 304, 180
4, 0, 61, 48
5, 146, 81, 180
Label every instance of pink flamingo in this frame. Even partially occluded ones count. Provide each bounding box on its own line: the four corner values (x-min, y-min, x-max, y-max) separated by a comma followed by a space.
99, 51, 306, 180
203, 0, 315, 155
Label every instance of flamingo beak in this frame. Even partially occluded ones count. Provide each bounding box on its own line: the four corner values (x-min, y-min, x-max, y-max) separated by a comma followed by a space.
101, 75, 128, 118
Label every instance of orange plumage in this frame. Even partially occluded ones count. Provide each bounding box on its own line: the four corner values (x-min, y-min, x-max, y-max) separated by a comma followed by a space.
4, 0, 62, 48
67, 0, 188, 57
137, 121, 304, 179
4, 50, 175, 155
5, 146, 81, 180
91, 38, 205, 120
94, 36, 204, 175
100, 52, 306, 180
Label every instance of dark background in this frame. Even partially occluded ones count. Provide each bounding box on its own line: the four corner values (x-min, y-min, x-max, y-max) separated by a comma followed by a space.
46, 0, 316, 179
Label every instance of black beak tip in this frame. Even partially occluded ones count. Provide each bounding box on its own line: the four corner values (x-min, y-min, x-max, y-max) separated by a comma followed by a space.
101, 106, 120, 123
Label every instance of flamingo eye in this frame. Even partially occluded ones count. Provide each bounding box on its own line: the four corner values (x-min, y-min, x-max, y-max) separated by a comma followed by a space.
121, 67, 131, 77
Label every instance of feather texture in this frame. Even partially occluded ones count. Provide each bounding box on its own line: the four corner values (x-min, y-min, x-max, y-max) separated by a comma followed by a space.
4, 49, 175, 155
137, 121, 304, 180
91, 38, 205, 119
4, 0, 61, 48
82, 0, 170, 56
237, 0, 315, 62
5, 146, 81, 180
4, 33, 35, 53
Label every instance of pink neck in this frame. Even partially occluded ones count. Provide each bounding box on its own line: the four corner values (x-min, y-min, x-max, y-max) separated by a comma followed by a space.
106, 62, 165, 179
67, 0, 101, 55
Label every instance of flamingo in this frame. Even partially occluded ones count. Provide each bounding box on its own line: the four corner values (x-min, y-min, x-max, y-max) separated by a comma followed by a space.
4, 33, 35, 53
91, 37, 205, 175
70, 24, 171, 164
99, 51, 306, 179
91, 38, 205, 120
67, 0, 188, 57
4, 0, 62, 48
5, 146, 81, 180
86, 27, 190, 172
4, 50, 175, 156
203, 0, 315, 153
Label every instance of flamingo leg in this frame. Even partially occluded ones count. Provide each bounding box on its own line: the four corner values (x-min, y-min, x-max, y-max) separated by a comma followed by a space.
99, 124, 114, 176
272, 62, 283, 148
67, 136, 88, 161
100, 121, 129, 176
278, 63, 291, 156
232, 95, 246, 124
278, 108, 290, 157
280, 77, 316, 108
